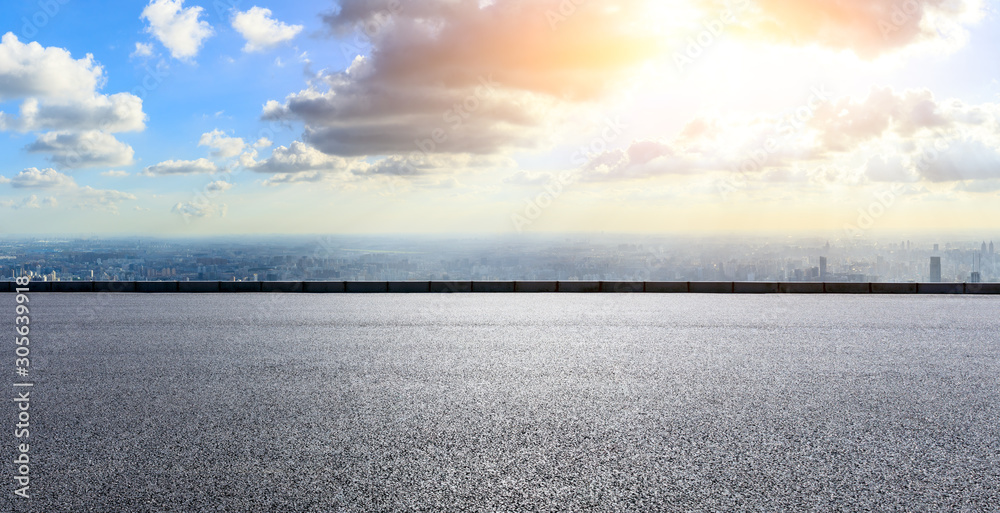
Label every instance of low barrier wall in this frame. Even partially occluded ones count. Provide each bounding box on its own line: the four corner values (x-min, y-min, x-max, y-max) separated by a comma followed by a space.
7, 281, 1000, 294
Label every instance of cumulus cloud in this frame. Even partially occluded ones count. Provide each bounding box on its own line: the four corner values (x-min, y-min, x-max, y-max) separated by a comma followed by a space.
573, 87, 1000, 186
205, 180, 233, 192
745, 0, 984, 58
260, 172, 325, 187
131, 42, 154, 58
264, 0, 658, 157
0, 93, 145, 133
75, 186, 138, 213
865, 155, 919, 183
232, 7, 303, 52
141, 0, 214, 61
809, 87, 972, 153
101, 170, 130, 177
0, 34, 143, 170
914, 138, 1000, 182
7, 168, 77, 189
0, 33, 103, 101
242, 141, 349, 174
26, 131, 135, 168
198, 129, 245, 159
0, 168, 135, 212
143, 158, 219, 175
576, 141, 705, 182
172, 199, 227, 218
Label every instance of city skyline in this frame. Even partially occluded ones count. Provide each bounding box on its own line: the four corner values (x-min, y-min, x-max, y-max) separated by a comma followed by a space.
4, 234, 997, 284
2, 0, 1000, 235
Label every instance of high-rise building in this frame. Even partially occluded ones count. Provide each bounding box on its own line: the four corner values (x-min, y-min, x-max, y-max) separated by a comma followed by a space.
982, 241, 988, 255
819, 256, 827, 280
930, 257, 941, 282
933, 244, 939, 252
990, 241, 995, 255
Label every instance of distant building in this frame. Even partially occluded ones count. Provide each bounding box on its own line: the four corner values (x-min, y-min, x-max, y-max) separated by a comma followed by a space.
991, 241, 995, 255
982, 241, 988, 255
819, 256, 827, 280
933, 244, 939, 252
930, 257, 941, 283
970, 272, 982, 283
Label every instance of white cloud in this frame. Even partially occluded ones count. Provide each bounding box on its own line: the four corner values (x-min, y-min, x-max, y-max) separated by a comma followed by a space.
101, 170, 130, 177
242, 141, 349, 174
7, 168, 77, 189
0, 33, 103, 101
0, 93, 145, 133
205, 180, 233, 192
231, 7, 303, 53
198, 129, 245, 158
131, 42, 154, 58
75, 186, 138, 213
143, 158, 219, 175
254, 137, 273, 148
141, 0, 214, 61
172, 199, 227, 218
0, 170, 134, 212
11, 195, 40, 209
26, 131, 135, 168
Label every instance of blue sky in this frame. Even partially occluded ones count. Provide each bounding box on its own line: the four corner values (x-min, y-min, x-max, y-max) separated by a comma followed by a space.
2, 0, 1000, 236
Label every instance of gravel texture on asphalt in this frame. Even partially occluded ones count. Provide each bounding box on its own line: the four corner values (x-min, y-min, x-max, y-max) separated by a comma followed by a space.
2, 294, 998, 512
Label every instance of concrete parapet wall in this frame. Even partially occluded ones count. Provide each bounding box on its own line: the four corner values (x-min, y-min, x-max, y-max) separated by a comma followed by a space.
95, 281, 136, 292
49, 281, 94, 292
221, 281, 264, 293
137, 282, 179, 293
301, 281, 343, 293
601, 281, 644, 293
734, 282, 778, 294
473, 281, 516, 293
824, 283, 870, 294
514, 281, 558, 292
5, 280, 1000, 294
429, 281, 473, 293
690, 282, 733, 294
778, 282, 824, 294
645, 282, 688, 293
178, 282, 220, 293
916, 283, 964, 294
556, 281, 601, 293
260, 282, 303, 293
871, 283, 917, 294
965, 283, 1000, 294
346, 282, 389, 293
386, 282, 429, 293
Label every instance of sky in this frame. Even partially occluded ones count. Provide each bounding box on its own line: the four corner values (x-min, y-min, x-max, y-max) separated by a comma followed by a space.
1, 0, 999, 236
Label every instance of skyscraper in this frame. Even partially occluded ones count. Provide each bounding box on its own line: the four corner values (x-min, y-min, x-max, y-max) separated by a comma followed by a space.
819, 256, 827, 280
930, 257, 941, 283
